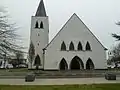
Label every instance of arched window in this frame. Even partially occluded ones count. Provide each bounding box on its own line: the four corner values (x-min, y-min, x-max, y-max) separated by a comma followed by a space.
61, 41, 66, 51
35, 21, 39, 28
69, 42, 75, 51
78, 42, 83, 51
40, 22, 44, 29
86, 42, 91, 51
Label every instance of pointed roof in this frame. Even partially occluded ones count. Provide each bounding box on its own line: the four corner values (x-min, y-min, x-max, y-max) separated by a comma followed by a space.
45, 13, 107, 50
35, 0, 47, 17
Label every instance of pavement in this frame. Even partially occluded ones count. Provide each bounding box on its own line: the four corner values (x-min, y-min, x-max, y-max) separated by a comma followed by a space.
0, 77, 120, 85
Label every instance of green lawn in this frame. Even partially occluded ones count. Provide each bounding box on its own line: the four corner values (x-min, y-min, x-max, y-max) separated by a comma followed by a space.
0, 68, 29, 72
0, 84, 120, 90
0, 68, 30, 76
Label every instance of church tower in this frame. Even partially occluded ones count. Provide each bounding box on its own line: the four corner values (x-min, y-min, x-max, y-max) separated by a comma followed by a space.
30, 0, 49, 69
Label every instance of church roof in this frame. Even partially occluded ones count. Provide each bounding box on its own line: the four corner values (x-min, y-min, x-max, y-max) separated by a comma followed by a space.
45, 13, 107, 50
35, 0, 47, 17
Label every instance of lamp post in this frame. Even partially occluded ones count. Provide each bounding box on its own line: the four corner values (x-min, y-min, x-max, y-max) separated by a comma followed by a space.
3, 53, 6, 69
43, 48, 46, 70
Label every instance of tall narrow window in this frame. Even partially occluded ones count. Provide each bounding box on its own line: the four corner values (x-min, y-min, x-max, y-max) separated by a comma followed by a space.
86, 42, 91, 51
78, 42, 83, 51
35, 21, 39, 28
61, 41, 66, 51
40, 22, 44, 29
69, 42, 75, 51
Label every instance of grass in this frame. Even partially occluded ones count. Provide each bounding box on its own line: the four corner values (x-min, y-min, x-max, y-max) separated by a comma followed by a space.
0, 68, 30, 76
8, 68, 29, 72
0, 84, 120, 90
0, 68, 29, 72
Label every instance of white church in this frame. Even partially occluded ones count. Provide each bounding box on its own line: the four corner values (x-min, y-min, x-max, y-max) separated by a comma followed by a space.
29, 0, 107, 70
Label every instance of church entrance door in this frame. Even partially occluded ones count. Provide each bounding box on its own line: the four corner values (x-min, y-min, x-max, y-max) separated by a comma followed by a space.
59, 58, 68, 70
86, 58, 94, 70
34, 55, 41, 69
70, 56, 84, 70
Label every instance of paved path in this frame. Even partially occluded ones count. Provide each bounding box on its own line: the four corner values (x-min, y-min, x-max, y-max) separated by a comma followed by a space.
0, 77, 120, 85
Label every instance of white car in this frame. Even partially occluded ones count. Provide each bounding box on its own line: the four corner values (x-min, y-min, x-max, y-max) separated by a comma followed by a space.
16, 64, 27, 68
107, 65, 115, 69
6, 64, 13, 69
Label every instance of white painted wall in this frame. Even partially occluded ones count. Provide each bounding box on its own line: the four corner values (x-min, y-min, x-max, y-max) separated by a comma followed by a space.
44, 14, 107, 70
30, 16, 49, 69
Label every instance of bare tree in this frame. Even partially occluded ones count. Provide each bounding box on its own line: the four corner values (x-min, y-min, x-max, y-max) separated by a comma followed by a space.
0, 8, 23, 56
15, 51, 24, 68
0, 7, 25, 68
109, 43, 120, 67
112, 22, 120, 40
112, 44, 120, 57
28, 42, 35, 69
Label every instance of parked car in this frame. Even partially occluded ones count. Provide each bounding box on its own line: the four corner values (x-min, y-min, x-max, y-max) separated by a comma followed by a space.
107, 65, 115, 69
0, 60, 13, 69
6, 64, 13, 69
16, 64, 28, 68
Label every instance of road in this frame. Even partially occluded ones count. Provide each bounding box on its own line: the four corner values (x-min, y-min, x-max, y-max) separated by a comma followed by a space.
0, 77, 120, 85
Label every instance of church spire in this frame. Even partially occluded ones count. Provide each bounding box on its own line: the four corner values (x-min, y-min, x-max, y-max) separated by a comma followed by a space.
35, 0, 47, 17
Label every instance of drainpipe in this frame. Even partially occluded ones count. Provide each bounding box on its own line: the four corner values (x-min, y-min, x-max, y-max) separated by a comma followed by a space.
43, 48, 46, 70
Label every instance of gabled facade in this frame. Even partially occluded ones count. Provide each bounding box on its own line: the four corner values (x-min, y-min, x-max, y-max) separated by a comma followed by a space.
44, 14, 107, 70
29, 0, 107, 70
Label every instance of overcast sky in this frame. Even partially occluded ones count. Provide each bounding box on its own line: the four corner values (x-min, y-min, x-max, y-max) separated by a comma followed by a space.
0, 0, 120, 52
